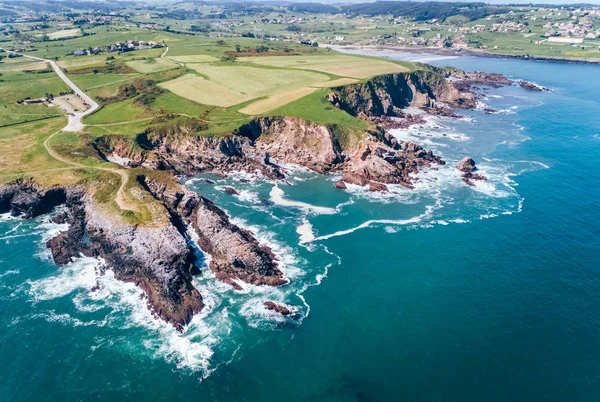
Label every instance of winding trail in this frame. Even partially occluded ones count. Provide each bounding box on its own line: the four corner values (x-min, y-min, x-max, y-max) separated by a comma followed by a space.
43, 130, 139, 212
3, 50, 138, 213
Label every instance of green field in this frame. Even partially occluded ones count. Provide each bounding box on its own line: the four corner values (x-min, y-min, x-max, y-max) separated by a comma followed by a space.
161, 64, 330, 108
0, 16, 423, 222
0, 70, 68, 126
126, 57, 179, 73
240, 54, 412, 78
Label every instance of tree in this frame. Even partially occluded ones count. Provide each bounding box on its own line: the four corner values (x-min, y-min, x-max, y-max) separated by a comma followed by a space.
235, 44, 241, 52
216, 39, 226, 46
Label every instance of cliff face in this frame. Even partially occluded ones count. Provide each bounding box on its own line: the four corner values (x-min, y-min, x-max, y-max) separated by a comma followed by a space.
141, 176, 285, 290
328, 69, 464, 118
236, 117, 344, 174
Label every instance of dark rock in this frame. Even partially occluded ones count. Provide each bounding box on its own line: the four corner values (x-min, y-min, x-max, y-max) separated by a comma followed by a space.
224, 187, 239, 195
264, 301, 291, 316
456, 157, 487, 185
517, 80, 549, 92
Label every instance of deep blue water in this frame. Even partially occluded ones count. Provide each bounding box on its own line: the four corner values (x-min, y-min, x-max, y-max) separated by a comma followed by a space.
1, 53, 600, 401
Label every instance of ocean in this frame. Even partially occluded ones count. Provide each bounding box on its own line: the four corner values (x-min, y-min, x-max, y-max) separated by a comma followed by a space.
1, 53, 600, 401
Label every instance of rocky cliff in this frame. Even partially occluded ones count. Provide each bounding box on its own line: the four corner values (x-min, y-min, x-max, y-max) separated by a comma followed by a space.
0, 178, 284, 330
2, 66, 489, 330
328, 69, 470, 118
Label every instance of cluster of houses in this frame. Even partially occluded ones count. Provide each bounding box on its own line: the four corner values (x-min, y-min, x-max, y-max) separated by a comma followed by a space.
106, 39, 163, 53
71, 39, 163, 56
543, 20, 599, 41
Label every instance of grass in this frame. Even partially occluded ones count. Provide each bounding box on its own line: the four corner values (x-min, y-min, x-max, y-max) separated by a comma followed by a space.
0, 70, 69, 126
268, 88, 370, 133
168, 55, 219, 63
126, 58, 179, 73
240, 54, 410, 78
161, 65, 329, 107
86, 120, 153, 139
239, 87, 319, 115
160, 74, 244, 107
70, 72, 142, 91
85, 99, 148, 125
0, 118, 68, 177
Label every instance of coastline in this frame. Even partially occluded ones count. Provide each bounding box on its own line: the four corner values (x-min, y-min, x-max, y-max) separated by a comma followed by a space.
329, 44, 600, 65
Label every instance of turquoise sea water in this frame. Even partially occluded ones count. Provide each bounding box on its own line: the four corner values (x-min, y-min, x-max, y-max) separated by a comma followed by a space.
1, 54, 600, 401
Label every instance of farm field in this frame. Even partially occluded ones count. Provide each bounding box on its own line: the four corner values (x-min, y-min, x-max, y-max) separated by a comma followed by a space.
126, 57, 179, 73
240, 54, 411, 78
239, 87, 319, 115
161, 65, 330, 108
45, 28, 81, 40
167, 55, 219, 63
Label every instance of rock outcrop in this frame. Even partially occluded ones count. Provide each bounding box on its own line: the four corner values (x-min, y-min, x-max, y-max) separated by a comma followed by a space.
1, 178, 283, 331
140, 176, 286, 290
517, 80, 550, 92
456, 156, 487, 186
0, 181, 67, 218
236, 117, 344, 174
263, 301, 292, 316
328, 70, 465, 117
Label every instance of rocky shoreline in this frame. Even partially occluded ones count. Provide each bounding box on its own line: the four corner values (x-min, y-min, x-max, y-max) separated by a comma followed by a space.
0, 64, 507, 330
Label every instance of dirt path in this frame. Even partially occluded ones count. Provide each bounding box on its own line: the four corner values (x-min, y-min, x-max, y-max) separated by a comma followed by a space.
43, 131, 139, 212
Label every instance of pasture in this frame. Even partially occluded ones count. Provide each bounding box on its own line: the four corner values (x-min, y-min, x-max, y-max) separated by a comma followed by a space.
126, 58, 180, 73
167, 55, 219, 63
161, 65, 330, 108
239, 87, 319, 115
240, 54, 411, 78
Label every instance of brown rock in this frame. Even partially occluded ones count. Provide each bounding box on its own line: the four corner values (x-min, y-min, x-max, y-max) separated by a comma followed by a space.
264, 301, 291, 316
456, 157, 476, 173
224, 187, 239, 195
368, 181, 389, 192
334, 179, 347, 189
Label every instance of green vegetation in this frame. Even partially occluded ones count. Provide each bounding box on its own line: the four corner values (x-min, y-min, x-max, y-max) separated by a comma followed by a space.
0, 4, 440, 224
268, 88, 370, 132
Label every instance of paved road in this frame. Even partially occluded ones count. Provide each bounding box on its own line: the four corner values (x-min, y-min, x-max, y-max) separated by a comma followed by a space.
19, 52, 99, 131
0, 48, 136, 212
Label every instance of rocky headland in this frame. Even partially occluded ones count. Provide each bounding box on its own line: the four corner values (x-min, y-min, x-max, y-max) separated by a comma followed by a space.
1, 64, 499, 329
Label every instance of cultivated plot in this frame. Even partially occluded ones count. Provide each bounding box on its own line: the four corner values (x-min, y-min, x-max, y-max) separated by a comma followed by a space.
239, 87, 319, 115
167, 55, 219, 63
240, 54, 409, 78
161, 65, 330, 108
126, 58, 180, 73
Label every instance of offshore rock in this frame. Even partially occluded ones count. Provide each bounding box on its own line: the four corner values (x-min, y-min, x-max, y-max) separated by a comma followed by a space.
456, 157, 487, 186
264, 301, 291, 316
